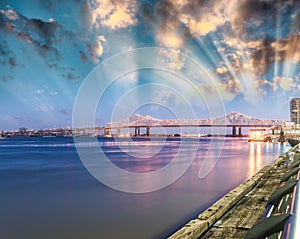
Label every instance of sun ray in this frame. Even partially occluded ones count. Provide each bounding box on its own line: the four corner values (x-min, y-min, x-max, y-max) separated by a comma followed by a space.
274, 1, 281, 78
282, 4, 299, 80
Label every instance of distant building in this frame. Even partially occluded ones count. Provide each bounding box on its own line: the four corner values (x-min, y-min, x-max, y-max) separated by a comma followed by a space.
290, 98, 300, 124
19, 127, 27, 133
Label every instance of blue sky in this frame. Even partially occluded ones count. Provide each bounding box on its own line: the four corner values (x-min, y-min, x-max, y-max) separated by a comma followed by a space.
1, 0, 300, 130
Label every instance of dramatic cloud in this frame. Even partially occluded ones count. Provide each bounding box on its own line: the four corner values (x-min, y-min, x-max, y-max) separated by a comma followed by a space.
216, 67, 228, 74
0, 9, 18, 20
137, 0, 300, 102
0, 7, 60, 63
246, 33, 300, 77
271, 76, 296, 91
27, 18, 60, 44
141, 1, 186, 48
141, 0, 232, 47
91, 0, 138, 29
0, 4, 106, 82
224, 79, 241, 95
88, 35, 106, 63
2, 0, 300, 129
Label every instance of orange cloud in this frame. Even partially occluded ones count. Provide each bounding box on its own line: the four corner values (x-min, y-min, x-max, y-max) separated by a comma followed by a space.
272, 77, 296, 91
216, 67, 228, 74
157, 32, 183, 48
91, 0, 137, 29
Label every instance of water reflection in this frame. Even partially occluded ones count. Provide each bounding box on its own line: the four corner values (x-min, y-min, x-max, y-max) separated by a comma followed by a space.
248, 142, 263, 178
0, 138, 291, 239
247, 142, 290, 178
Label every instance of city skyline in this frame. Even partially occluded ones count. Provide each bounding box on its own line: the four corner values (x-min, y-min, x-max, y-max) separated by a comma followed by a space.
1, 0, 300, 130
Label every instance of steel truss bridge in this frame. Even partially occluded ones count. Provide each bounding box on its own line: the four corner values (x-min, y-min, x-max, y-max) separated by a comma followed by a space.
99, 112, 286, 137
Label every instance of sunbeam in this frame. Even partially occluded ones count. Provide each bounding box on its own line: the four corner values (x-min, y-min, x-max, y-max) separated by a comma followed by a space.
1, 0, 300, 129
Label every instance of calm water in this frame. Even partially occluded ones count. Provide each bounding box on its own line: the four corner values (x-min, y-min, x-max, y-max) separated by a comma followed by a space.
0, 137, 290, 239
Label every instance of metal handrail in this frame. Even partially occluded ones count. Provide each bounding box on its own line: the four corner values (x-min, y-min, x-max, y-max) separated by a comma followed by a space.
246, 148, 300, 239
281, 170, 300, 239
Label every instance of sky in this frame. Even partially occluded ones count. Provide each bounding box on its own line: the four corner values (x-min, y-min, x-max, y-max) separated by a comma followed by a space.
1, 0, 300, 130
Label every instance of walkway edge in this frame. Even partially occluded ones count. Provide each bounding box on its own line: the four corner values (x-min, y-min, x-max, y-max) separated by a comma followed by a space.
168, 152, 289, 239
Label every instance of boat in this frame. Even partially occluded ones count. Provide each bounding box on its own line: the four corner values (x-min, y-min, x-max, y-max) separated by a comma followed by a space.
287, 139, 300, 147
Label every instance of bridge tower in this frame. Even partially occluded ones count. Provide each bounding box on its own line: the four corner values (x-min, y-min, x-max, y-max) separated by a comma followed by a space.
146, 127, 150, 136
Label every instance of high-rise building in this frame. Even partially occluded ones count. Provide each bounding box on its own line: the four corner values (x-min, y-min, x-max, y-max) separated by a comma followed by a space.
290, 98, 300, 124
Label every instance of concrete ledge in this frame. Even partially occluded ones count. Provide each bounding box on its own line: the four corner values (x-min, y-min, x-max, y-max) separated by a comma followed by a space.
168, 154, 288, 239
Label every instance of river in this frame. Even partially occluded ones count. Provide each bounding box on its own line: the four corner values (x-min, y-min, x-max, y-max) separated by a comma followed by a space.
0, 137, 290, 239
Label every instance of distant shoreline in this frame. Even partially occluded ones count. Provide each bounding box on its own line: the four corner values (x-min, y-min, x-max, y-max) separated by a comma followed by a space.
0, 134, 250, 139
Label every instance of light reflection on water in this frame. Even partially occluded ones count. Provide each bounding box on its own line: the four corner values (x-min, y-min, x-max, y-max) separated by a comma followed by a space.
0, 137, 291, 239
247, 142, 289, 178
248, 142, 263, 178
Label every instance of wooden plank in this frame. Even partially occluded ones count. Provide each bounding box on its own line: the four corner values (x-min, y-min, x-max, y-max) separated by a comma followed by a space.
200, 165, 289, 238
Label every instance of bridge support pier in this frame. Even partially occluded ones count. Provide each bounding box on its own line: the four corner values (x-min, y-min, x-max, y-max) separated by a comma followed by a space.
117, 128, 121, 136
146, 127, 150, 136
232, 126, 237, 137
104, 128, 110, 136
238, 126, 242, 137
134, 127, 140, 136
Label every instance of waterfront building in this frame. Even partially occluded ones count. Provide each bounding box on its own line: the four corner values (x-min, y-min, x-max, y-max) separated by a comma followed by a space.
290, 98, 300, 124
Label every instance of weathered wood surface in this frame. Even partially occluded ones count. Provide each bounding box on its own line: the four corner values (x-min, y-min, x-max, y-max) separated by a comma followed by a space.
168, 147, 295, 239
201, 166, 288, 239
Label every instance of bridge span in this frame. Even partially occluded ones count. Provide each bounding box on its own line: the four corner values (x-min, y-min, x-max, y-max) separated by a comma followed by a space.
98, 112, 286, 137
